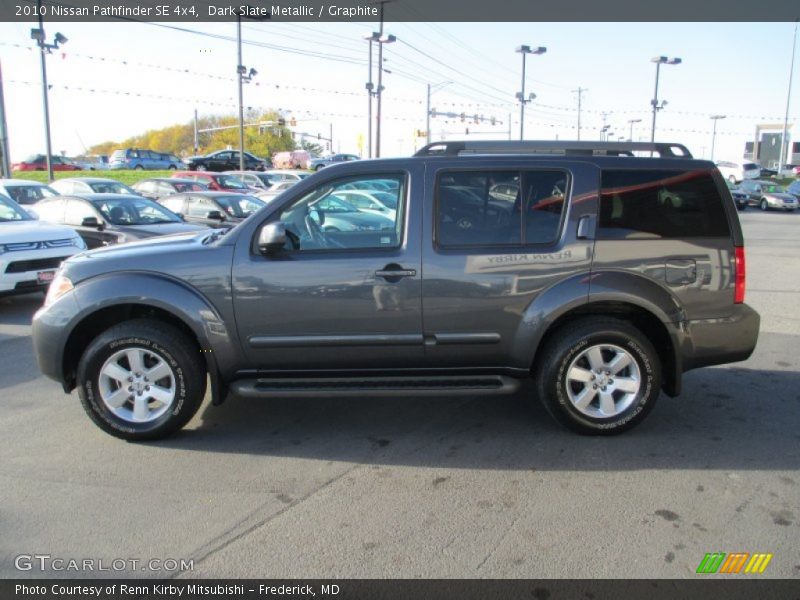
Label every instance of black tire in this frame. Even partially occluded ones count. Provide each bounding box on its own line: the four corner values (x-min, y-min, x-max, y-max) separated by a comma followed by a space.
168, 164, 177, 170
315, 165, 324, 171
134, 165, 144, 171
533, 317, 661, 435
76, 319, 206, 441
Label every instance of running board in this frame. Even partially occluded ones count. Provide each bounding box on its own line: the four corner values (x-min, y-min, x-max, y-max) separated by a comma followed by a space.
230, 375, 520, 398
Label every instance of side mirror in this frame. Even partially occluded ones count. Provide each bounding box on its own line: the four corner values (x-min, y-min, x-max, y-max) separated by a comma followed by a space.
81, 216, 103, 230
206, 210, 225, 221
258, 222, 287, 255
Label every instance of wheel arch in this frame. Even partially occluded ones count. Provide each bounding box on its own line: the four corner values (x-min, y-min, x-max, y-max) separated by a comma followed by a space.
62, 274, 237, 404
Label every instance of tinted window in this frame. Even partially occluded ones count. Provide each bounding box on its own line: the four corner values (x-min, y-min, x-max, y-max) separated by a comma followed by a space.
4, 185, 57, 205
272, 174, 404, 252
599, 170, 730, 239
91, 197, 181, 225
436, 170, 567, 247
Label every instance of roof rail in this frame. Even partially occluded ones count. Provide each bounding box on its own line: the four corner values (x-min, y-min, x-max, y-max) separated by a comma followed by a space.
414, 140, 693, 159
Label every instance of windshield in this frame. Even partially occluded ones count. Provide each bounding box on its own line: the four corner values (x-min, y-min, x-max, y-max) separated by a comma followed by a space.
0, 196, 33, 221
214, 175, 249, 189
215, 194, 265, 218
88, 181, 136, 194
91, 197, 182, 225
4, 184, 58, 204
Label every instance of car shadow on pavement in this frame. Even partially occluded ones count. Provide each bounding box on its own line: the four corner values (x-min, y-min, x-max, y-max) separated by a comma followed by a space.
155, 362, 800, 472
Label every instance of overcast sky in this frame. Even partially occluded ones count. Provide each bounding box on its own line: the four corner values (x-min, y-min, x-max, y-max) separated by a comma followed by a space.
0, 20, 797, 162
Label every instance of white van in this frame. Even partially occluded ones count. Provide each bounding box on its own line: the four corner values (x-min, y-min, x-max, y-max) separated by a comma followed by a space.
716, 160, 761, 183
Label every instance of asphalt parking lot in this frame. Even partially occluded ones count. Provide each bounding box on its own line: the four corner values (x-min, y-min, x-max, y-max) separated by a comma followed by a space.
1, 210, 798, 580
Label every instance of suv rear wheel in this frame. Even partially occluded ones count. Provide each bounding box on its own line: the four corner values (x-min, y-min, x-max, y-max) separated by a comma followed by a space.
76, 319, 206, 441
534, 317, 661, 435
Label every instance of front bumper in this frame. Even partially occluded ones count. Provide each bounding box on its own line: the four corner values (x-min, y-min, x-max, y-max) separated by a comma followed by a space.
0, 249, 75, 294
32, 290, 82, 387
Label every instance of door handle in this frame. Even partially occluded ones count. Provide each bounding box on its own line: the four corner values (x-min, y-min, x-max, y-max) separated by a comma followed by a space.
375, 264, 416, 280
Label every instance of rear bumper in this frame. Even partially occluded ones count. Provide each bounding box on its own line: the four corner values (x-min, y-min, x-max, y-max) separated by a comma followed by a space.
681, 303, 760, 372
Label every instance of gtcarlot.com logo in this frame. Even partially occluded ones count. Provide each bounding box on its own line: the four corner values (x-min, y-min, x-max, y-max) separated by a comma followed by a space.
696, 552, 773, 574
15, 554, 194, 573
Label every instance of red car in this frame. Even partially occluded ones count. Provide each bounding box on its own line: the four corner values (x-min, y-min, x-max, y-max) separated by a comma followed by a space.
171, 171, 252, 193
12, 154, 82, 172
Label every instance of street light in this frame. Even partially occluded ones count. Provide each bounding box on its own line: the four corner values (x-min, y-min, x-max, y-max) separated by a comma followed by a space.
709, 115, 726, 161
516, 45, 546, 140
650, 55, 681, 143
600, 125, 611, 141
236, 7, 268, 171
363, 32, 380, 158
30, 0, 67, 182
426, 81, 452, 144
374, 33, 396, 158
627, 118, 642, 142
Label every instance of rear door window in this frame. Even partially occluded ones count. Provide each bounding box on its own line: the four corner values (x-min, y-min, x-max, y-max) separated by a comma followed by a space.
599, 170, 730, 239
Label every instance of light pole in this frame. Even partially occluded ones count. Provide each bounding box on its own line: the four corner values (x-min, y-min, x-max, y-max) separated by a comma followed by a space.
375, 33, 396, 158
650, 55, 681, 143
364, 32, 380, 158
30, 1, 67, 182
426, 81, 452, 144
235, 7, 267, 171
779, 21, 797, 171
627, 118, 642, 142
572, 87, 586, 140
516, 45, 546, 140
0, 59, 10, 178
709, 115, 726, 161
600, 125, 611, 141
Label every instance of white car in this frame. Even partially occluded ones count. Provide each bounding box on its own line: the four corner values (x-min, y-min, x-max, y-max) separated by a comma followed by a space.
263, 169, 311, 183
0, 178, 60, 207
331, 189, 398, 221
0, 196, 86, 296
716, 161, 761, 184
254, 180, 297, 202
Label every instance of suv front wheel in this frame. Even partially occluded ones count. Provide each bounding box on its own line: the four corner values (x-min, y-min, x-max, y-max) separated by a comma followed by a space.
534, 317, 661, 435
76, 319, 206, 441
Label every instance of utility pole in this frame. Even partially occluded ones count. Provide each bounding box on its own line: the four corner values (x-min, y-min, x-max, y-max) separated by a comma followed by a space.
780, 20, 797, 171
364, 32, 378, 158
572, 87, 586, 140
329, 123, 333, 153
627, 118, 641, 142
193, 109, 199, 155
0, 59, 10, 178
425, 81, 452, 144
236, 13, 245, 171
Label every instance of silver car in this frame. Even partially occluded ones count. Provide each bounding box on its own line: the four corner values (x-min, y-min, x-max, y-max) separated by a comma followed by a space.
738, 179, 798, 211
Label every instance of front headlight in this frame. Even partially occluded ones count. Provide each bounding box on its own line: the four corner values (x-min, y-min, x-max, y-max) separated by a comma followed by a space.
44, 274, 74, 307
72, 236, 87, 250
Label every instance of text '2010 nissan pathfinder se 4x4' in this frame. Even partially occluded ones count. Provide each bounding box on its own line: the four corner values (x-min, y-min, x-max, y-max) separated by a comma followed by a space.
32, 141, 759, 440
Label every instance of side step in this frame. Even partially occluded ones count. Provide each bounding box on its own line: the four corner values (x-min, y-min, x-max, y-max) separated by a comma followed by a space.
230, 375, 520, 398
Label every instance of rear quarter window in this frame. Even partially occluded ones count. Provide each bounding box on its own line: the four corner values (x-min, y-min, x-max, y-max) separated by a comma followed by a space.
599, 170, 730, 239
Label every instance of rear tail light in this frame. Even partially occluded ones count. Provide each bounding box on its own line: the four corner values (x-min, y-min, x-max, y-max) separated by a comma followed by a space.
734, 246, 746, 304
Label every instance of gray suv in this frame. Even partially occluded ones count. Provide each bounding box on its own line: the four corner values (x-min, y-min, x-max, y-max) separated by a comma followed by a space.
32, 141, 759, 440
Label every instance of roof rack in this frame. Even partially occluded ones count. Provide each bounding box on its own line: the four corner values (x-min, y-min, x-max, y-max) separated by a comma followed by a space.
414, 140, 693, 159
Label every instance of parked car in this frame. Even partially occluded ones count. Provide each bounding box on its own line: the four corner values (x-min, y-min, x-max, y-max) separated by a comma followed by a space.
0, 179, 59, 206
738, 179, 798, 211
185, 150, 266, 172
109, 149, 185, 171
264, 169, 311, 182
159, 192, 265, 228
12, 155, 82, 172
73, 155, 110, 171
331, 189, 398, 220
307, 196, 394, 232
776, 164, 798, 178
725, 180, 749, 211
130, 178, 208, 201
272, 150, 310, 170
715, 160, 760, 184
758, 166, 778, 178
31, 140, 759, 441
0, 195, 86, 296
253, 180, 296, 202
786, 179, 800, 200
222, 170, 280, 190
308, 153, 360, 171
171, 171, 253, 193
33, 193, 207, 249
50, 177, 139, 196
